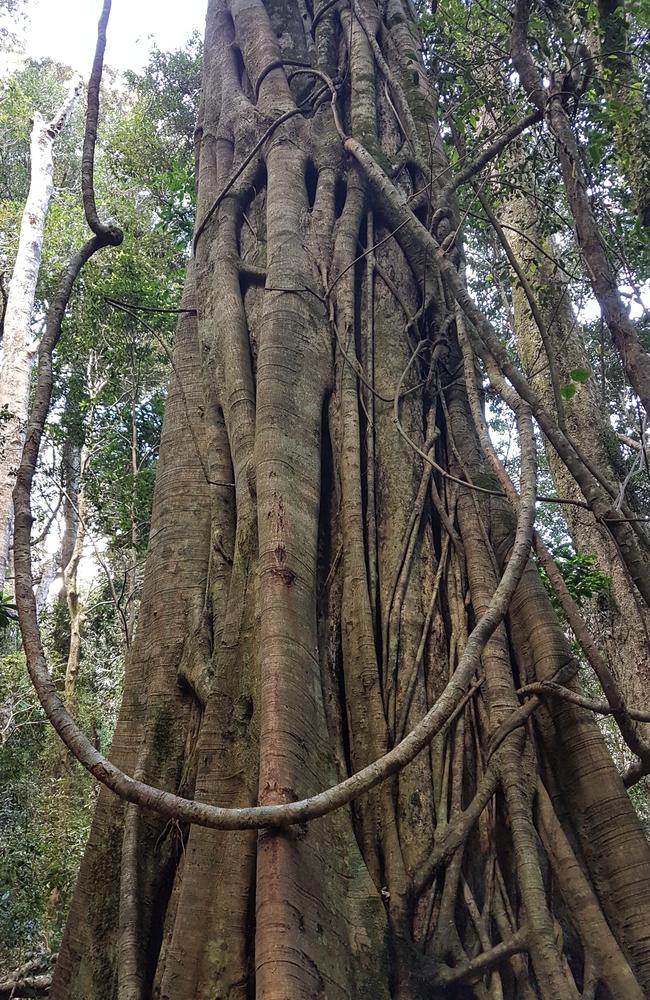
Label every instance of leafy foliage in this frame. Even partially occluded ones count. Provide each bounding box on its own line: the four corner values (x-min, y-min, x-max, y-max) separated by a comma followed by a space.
0, 639, 119, 966
0, 591, 17, 632
543, 542, 611, 608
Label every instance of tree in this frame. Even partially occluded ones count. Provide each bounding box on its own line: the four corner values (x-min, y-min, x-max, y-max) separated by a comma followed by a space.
588, 0, 650, 228
454, 52, 650, 788
0, 73, 81, 589
12, 1, 650, 998
496, 151, 650, 760
0, 25, 202, 971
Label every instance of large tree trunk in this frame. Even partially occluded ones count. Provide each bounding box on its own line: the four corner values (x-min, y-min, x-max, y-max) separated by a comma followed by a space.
51, 2, 650, 998
0, 76, 80, 590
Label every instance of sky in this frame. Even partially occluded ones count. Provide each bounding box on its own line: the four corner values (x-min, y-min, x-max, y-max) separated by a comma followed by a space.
19, 0, 207, 74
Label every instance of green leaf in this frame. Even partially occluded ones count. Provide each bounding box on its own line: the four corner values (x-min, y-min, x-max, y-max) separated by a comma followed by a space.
560, 383, 577, 400
0, 593, 18, 632
569, 367, 592, 383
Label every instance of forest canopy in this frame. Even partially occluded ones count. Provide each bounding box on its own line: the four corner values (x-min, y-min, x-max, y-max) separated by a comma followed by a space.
0, 0, 649, 998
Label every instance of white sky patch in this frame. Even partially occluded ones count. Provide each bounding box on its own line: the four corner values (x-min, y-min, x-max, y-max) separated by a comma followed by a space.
21, 0, 206, 74
45, 528, 107, 596
577, 283, 650, 324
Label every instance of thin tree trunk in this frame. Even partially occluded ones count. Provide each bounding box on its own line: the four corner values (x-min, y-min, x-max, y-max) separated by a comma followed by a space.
541, 0, 650, 229
593, 0, 650, 228
34, 551, 61, 614
0, 75, 81, 589
60, 436, 82, 588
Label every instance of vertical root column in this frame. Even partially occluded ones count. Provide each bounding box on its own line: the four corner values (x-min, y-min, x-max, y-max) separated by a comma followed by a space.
448, 388, 575, 998
254, 139, 389, 1000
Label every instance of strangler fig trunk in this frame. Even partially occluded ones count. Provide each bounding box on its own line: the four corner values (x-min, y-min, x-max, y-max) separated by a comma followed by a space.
51, 1, 650, 998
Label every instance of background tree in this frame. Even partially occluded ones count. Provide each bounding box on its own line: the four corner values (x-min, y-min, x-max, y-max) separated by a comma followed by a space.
0, 71, 80, 589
